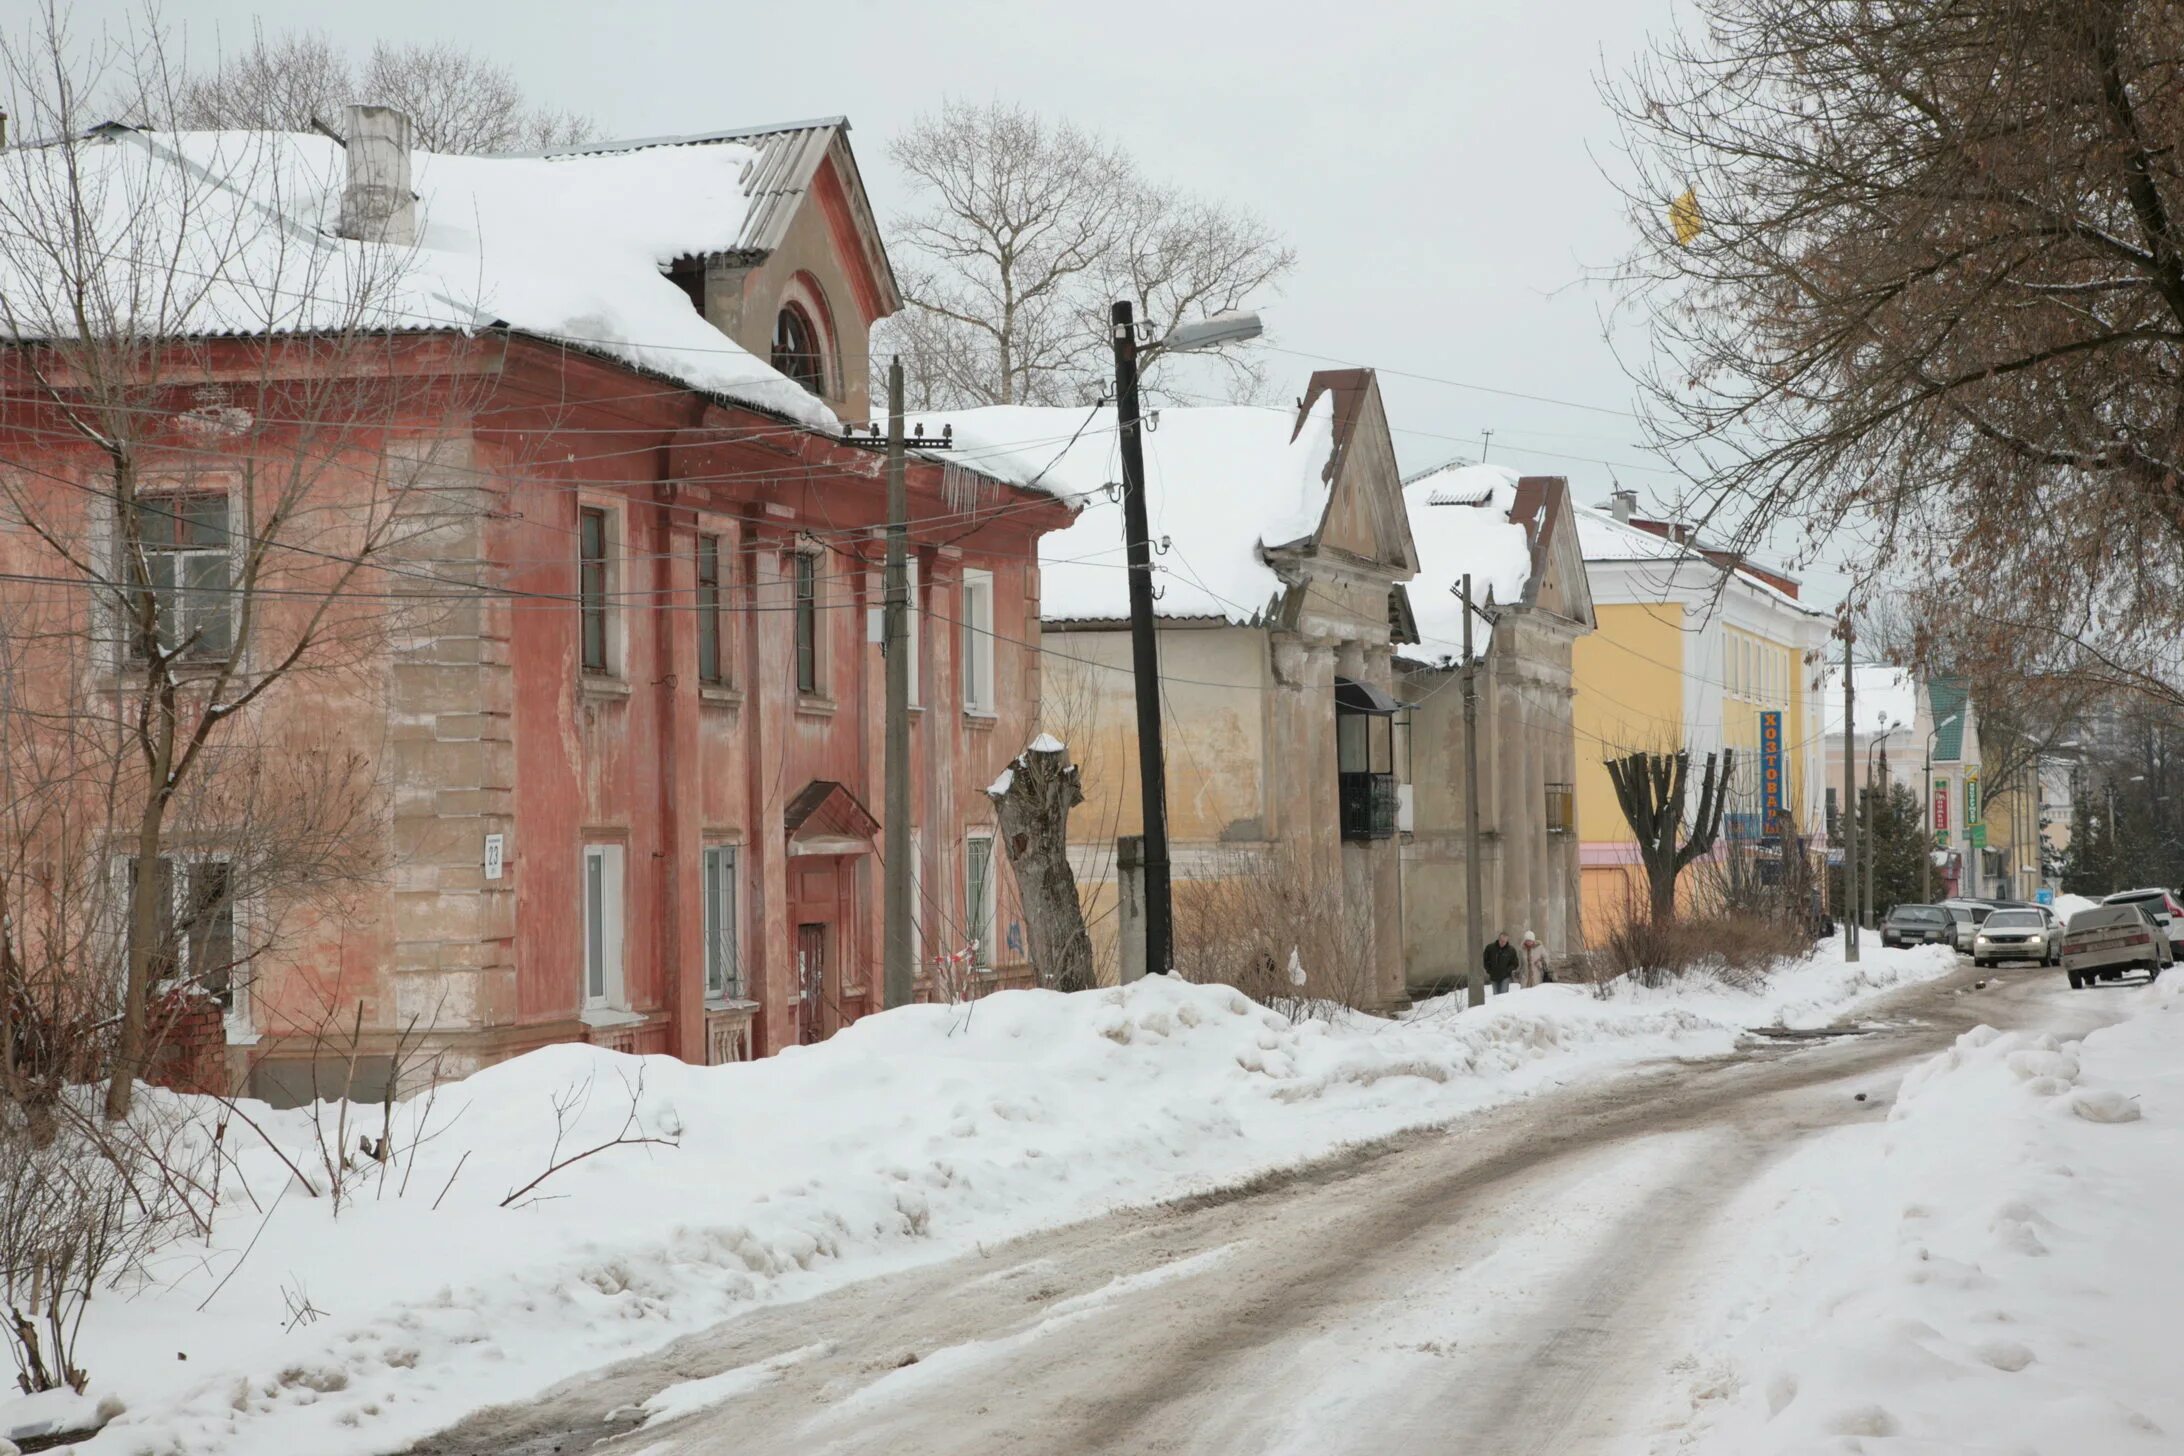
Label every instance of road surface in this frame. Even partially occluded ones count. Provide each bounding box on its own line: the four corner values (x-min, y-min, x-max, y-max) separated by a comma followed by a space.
408, 960, 2130, 1456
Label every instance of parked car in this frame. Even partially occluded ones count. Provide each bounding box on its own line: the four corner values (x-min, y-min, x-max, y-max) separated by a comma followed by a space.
2101, 888, 2184, 943
1936, 899, 1994, 952
2060, 904, 2175, 987
1972, 907, 2061, 968
1882, 904, 1953, 948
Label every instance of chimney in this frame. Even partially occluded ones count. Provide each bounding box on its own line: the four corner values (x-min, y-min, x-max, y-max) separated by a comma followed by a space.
1, 109, 10, 151
1609, 488, 1638, 522
337, 104, 416, 247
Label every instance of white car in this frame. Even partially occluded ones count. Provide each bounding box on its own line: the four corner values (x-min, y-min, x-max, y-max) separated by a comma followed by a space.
1972, 907, 2062, 968
2060, 904, 2174, 988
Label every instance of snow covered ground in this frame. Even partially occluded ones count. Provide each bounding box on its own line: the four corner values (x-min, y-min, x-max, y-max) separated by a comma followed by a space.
1640, 971, 2183, 1454
2, 936, 1951, 1456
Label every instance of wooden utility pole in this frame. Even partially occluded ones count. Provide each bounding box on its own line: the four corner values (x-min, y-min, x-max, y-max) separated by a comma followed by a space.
1111, 300, 1172, 976
1843, 626, 1860, 961
1462, 574, 1485, 1008
882, 359, 913, 1009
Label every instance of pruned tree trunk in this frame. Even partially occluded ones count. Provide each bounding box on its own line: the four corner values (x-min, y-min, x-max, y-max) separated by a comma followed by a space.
1605, 748, 1735, 924
987, 736, 1094, 993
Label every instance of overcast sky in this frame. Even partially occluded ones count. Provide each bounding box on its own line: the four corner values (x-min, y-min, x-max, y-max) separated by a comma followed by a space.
58, 0, 1852, 604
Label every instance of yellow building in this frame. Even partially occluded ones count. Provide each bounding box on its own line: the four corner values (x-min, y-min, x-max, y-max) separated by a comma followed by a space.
1571, 497, 1832, 939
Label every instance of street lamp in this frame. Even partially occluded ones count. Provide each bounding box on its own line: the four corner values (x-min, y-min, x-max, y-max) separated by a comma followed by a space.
1110, 303, 1266, 978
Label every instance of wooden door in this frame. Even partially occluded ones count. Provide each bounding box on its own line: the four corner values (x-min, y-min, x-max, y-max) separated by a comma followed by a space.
796, 922, 827, 1045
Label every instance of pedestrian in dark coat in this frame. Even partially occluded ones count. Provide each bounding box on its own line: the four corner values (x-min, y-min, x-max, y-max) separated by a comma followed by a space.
1484, 933, 1520, 996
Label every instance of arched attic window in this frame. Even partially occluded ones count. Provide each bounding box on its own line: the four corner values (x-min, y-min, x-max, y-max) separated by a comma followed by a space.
771, 304, 826, 395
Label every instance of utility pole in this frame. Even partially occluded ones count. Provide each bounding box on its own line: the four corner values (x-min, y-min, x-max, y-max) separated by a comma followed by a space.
882, 359, 913, 1010
1462, 574, 1485, 1008
1111, 300, 1172, 976
1843, 627, 1860, 961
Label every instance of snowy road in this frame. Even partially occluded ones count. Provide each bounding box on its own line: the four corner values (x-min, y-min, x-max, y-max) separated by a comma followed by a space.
409, 962, 2126, 1456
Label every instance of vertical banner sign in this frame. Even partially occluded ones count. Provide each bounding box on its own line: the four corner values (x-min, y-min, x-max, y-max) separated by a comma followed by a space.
1759, 710, 1785, 824
1935, 782, 1951, 832
1965, 773, 1980, 825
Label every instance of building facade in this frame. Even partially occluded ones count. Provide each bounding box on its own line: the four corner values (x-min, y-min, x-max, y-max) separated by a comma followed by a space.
936, 372, 1421, 1008
0, 114, 1067, 1101
1570, 496, 1832, 939
1394, 465, 1594, 990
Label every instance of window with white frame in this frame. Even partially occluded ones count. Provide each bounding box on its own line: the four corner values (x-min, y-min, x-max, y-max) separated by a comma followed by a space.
581, 843, 626, 1009
696, 531, 729, 688
702, 843, 741, 1001
121, 853, 244, 1027
131, 494, 234, 660
961, 567, 995, 714
965, 830, 996, 968
579, 506, 616, 676
906, 556, 922, 708
794, 546, 823, 696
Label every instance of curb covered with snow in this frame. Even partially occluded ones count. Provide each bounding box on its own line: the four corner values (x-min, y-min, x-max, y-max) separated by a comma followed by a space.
1647, 970, 2184, 1453
4, 938, 1953, 1455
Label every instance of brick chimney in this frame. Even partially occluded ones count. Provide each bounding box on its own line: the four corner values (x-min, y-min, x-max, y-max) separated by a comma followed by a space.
1608, 487, 1638, 522
337, 104, 417, 247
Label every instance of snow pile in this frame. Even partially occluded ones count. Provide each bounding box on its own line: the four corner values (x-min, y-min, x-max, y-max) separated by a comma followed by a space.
1651, 973, 2184, 1453
925, 400, 1338, 623
0, 129, 836, 429
3, 939, 1951, 1456
2053, 891, 2103, 923
1399, 462, 1535, 661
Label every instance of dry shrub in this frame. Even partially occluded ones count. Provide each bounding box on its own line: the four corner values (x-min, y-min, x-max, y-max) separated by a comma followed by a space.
1, 1097, 210, 1395
1173, 843, 1377, 1021
1592, 910, 1812, 992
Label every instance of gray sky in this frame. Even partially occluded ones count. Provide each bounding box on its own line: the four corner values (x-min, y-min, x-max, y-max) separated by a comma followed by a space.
64, 0, 1853, 603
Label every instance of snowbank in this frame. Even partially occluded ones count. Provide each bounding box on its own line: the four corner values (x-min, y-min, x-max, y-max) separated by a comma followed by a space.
2, 939, 1952, 1456
1649, 973, 2184, 1452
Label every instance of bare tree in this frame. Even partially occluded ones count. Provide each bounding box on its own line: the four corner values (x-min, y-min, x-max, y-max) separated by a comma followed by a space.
360, 40, 592, 154
174, 28, 348, 133
1, 3, 476, 1119
1605, 2, 2184, 693
882, 99, 1293, 408
175, 27, 593, 152
1604, 747, 1735, 923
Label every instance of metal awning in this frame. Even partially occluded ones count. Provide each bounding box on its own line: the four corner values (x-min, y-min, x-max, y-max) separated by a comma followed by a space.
1334, 676, 1400, 716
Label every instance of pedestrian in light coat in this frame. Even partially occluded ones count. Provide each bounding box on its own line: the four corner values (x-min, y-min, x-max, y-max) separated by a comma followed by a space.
1522, 930, 1552, 985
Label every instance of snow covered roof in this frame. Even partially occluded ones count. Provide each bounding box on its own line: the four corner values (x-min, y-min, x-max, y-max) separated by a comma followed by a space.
1399, 462, 1536, 663
0, 123, 848, 430
915, 400, 1340, 624
1822, 664, 1920, 740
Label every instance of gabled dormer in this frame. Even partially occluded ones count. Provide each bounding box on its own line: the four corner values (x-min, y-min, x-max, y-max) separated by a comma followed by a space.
547, 118, 901, 422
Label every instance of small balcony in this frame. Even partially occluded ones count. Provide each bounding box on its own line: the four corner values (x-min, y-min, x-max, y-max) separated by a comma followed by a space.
1340, 770, 1399, 841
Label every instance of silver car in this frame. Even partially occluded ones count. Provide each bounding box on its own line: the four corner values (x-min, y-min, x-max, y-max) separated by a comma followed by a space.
1972, 907, 2060, 967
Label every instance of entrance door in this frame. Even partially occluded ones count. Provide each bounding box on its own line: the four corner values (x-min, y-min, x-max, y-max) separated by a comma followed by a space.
796, 923, 827, 1045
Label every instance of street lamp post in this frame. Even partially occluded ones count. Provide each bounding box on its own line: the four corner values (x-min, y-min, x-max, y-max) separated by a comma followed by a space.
1109, 304, 1263, 978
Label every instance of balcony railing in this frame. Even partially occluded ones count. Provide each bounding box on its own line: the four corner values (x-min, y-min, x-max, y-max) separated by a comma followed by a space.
1340, 771, 1399, 841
